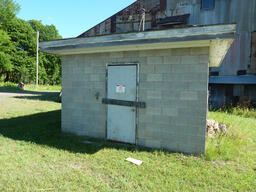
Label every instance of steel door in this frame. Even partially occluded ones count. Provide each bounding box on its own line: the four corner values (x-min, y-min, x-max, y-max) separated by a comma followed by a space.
107, 65, 137, 144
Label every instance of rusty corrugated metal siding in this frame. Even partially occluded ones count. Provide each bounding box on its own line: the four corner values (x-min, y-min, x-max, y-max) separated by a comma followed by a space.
250, 32, 256, 74
78, 0, 256, 76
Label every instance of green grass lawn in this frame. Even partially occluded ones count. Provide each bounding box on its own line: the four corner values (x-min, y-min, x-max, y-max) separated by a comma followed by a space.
0, 94, 255, 191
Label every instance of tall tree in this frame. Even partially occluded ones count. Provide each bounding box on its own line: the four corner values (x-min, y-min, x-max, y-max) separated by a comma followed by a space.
0, 0, 20, 29
3, 18, 37, 82
0, 0, 62, 84
0, 29, 13, 79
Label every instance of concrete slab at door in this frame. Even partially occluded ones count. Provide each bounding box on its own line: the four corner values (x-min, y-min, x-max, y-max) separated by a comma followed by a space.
107, 65, 137, 144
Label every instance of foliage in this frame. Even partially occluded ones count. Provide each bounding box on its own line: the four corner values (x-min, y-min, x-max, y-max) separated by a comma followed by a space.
223, 103, 256, 119
0, 97, 255, 191
0, 0, 20, 27
28, 20, 62, 84
225, 107, 256, 119
215, 102, 256, 119
206, 111, 256, 162
0, 29, 13, 76
0, 0, 62, 85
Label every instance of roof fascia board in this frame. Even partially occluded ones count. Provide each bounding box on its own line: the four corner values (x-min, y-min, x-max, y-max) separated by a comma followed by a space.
49, 40, 211, 55
40, 24, 236, 53
41, 33, 233, 54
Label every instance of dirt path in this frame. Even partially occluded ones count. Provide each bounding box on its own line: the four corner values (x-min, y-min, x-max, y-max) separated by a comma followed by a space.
0, 91, 59, 98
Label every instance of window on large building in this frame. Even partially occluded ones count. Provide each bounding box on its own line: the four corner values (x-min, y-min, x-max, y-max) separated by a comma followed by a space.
202, 0, 215, 9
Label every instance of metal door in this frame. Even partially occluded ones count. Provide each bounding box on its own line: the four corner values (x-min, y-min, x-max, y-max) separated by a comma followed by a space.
107, 65, 137, 144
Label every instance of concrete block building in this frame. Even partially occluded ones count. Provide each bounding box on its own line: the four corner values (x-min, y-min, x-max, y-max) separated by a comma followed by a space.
40, 24, 235, 154
79, 0, 256, 109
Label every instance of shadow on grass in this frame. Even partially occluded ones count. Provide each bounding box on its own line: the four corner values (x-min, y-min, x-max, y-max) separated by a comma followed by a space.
0, 85, 24, 93
14, 93, 60, 102
0, 85, 59, 94
0, 85, 35, 93
0, 110, 151, 154
0, 85, 60, 102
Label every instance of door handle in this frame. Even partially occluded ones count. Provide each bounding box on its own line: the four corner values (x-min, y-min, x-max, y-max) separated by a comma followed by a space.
131, 108, 136, 112
102, 98, 146, 108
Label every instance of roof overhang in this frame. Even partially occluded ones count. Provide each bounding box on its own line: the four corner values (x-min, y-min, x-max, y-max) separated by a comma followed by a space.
40, 24, 236, 67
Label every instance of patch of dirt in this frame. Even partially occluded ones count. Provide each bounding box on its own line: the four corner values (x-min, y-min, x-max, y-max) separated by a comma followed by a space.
0, 92, 58, 98
70, 163, 83, 170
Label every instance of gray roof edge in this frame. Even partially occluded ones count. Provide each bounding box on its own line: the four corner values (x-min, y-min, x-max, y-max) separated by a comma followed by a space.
41, 33, 234, 53
40, 24, 236, 51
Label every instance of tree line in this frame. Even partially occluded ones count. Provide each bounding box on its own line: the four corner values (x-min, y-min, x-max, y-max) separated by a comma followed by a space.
0, 0, 62, 85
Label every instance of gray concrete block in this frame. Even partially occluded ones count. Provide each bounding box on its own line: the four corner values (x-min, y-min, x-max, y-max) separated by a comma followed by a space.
139, 114, 154, 123
181, 56, 200, 65
145, 99, 167, 107
146, 107, 162, 115
171, 64, 192, 73
146, 74, 163, 82
147, 56, 163, 65
139, 73, 147, 81
166, 81, 189, 91
199, 55, 209, 64
61, 48, 208, 154
162, 108, 178, 117
140, 64, 155, 73
151, 115, 173, 125
163, 73, 182, 82
180, 91, 198, 100
92, 82, 105, 89
163, 56, 181, 64
179, 73, 207, 82
145, 139, 161, 149
139, 49, 171, 57
155, 64, 171, 73
161, 90, 181, 100
188, 81, 207, 91
146, 90, 162, 99
190, 64, 208, 73
171, 48, 191, 56
109, 52, 124, 58
93, 66, 105, 74
140, 81, 172, 91
137, 128, 160, 140
89, 74, 104, 82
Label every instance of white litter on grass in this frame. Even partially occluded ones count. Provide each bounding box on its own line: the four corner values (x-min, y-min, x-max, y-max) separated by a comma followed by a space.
126, 158, 143, 166
82, 140, 103, 146
82, 140, 94, 144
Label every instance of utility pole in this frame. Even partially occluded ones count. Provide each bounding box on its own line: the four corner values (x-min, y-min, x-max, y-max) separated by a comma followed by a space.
139, 8, 146, 32
36, 31, 39, 86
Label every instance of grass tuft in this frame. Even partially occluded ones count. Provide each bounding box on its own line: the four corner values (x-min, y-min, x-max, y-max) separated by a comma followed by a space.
227, 107, 256, 119
206, 111, 256, 162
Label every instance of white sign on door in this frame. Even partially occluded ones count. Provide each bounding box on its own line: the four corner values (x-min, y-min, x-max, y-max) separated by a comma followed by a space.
116, 84, 126, 94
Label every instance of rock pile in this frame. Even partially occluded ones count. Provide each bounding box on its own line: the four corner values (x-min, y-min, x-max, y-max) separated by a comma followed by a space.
207, 120, 228, 138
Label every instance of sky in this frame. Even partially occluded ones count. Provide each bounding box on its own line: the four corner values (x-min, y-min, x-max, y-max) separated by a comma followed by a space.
16, 0, 136, 38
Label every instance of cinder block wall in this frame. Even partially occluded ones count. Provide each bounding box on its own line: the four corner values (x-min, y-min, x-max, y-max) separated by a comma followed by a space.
62, 47, 209, 154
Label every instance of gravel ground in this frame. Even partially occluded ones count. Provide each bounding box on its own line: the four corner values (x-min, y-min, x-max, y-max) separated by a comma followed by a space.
0, 92, 58, 98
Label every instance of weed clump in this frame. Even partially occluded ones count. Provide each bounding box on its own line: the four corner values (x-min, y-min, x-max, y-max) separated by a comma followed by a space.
205, 111, 251, 161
